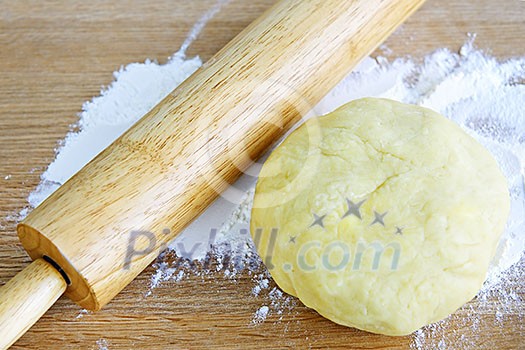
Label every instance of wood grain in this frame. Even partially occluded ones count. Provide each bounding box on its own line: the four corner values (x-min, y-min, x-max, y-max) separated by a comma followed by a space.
0, 0, 523, 349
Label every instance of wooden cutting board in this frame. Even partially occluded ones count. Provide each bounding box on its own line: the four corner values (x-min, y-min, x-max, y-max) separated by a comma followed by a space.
0, 0, 523, 348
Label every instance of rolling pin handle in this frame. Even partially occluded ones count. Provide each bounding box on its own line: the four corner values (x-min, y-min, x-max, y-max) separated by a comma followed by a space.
0, 258, 67, 349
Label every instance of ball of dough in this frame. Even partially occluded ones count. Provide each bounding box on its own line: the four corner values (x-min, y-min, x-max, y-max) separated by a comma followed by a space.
250, 98, 509, 336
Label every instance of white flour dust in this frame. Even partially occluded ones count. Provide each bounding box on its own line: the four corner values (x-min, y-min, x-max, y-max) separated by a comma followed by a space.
18, 15, 523, 348
176, 0, 231, 57
95, 338, 109, 350
252, 305, 269, 325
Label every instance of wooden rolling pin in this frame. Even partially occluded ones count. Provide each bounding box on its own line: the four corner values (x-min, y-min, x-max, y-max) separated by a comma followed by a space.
0, 0, 425, 347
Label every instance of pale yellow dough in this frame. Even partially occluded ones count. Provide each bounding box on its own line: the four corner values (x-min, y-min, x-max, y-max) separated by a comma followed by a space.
250, 98, 509, 336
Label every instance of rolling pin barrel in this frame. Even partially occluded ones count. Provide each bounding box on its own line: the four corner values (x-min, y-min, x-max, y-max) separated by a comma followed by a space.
1, 0, 425, 346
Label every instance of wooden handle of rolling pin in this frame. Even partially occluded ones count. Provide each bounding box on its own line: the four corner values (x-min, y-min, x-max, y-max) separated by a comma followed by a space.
4, 0, 425, 346
0, 259, 67, 349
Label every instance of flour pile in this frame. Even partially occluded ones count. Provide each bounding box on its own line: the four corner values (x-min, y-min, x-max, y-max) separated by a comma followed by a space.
22, 34, 523, 347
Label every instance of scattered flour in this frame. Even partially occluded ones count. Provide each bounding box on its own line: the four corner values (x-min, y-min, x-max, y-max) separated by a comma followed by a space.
175, 0, 231, 58
75, 309, 90, 319
17, 7, 524, 345
95, 338, 109, 350
252, 305, 270, 325
252, 278, 269, 297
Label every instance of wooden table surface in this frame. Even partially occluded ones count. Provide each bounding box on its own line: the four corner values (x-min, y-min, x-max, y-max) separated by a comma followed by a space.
0, 0, 523, 349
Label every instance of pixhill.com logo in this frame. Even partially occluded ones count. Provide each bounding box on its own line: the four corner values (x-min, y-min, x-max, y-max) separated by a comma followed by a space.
123, 197, 404, 273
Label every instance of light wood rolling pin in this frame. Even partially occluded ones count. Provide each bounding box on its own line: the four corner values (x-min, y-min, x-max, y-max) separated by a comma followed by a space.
0, 0, 425, 347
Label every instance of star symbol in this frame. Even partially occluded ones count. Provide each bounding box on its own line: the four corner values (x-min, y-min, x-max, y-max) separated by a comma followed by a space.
343, 198, 366, 220
289, 235, 297, 244
370, 210, 388, 226
394, 226, 403, 235
310, 213, 326, 228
